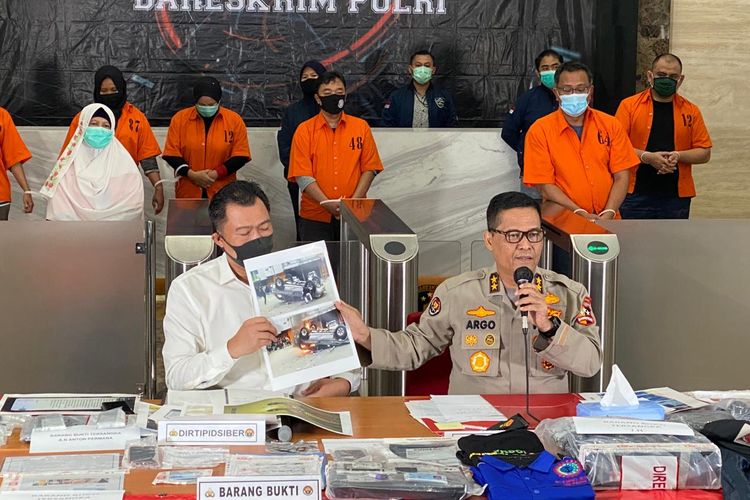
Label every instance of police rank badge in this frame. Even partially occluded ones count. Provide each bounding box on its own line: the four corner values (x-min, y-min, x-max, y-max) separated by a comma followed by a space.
428, 296, 442, 316
489, 272, 500, 293
484, 333, 496, 347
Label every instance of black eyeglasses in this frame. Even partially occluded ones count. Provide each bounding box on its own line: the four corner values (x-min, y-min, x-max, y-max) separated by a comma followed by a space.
489, 228, 545, 243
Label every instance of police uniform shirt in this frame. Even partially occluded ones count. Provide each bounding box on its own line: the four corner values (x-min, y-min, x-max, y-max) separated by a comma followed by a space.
363, 266, 602, 395
472, 452, 595, 500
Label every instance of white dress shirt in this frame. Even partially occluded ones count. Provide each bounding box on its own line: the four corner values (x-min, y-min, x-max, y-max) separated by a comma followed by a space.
163, 254, 361, 394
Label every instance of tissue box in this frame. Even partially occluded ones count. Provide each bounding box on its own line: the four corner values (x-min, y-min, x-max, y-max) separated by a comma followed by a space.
576, 401, 665, 420
536, 417, 722, 490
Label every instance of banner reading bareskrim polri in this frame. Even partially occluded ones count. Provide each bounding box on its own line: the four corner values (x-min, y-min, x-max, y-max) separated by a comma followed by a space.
0, 0, 595, 126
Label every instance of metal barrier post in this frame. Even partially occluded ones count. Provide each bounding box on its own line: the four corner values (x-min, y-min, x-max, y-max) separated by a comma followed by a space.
339, 199, 418, 396
541, 203, 619, 392
144, 219, 157, 399
164, 199, 217, 295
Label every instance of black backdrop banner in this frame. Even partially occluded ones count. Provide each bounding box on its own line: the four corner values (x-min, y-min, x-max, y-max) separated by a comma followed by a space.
0, 0, 598, 127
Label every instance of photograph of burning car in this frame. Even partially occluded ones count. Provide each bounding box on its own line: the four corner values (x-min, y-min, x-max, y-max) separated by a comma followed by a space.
264, 308, 356, 379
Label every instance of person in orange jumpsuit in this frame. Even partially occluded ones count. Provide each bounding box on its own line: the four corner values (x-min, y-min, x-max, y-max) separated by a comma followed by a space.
163, 77, 251, 200
0, 107, 33, 220
60, 66, 165, 213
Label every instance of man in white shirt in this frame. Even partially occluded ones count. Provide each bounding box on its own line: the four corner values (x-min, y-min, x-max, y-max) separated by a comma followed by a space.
163, 180, 359, 396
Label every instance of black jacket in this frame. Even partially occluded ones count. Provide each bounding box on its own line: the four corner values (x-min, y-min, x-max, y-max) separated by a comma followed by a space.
277, 97, 319, 177
381, 83, 458, 128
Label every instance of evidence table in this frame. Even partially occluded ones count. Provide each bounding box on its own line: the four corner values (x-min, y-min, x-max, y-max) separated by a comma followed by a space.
0, 395, 723, 499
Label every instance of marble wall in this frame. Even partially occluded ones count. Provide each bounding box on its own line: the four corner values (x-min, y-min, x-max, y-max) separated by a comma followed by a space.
636, 0, 672, 92
672, 0, 750, 218
8, 127, 519, 276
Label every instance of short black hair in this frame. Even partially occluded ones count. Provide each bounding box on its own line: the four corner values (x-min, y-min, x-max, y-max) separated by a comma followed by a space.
486, 192, 541, 230
554, 61, 593, 85
410, 50, 434, 65
652, 53, 683, 71
209, 181, 271, 231
534, 49, 563, 71
317, 71, 346, 92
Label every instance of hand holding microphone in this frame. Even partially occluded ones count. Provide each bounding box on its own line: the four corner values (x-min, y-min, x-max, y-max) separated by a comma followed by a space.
513, 267, 553, 333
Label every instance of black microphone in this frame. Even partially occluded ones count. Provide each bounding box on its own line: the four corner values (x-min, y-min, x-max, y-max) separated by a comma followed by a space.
513, 266, 540, 423
513, 266, 534, 335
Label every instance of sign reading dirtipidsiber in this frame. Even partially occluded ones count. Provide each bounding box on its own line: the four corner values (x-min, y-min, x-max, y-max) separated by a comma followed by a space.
158, 415, 265, 446
197, 476, 320, 500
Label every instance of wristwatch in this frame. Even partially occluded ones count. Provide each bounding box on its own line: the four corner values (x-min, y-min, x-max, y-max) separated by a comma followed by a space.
539, 316, 561, 339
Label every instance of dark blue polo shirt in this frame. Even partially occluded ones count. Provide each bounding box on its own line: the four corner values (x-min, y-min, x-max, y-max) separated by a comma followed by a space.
501, 85, 558, 173
471, 452, 594, 500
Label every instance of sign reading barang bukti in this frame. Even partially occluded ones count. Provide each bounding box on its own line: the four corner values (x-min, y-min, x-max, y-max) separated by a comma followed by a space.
134, 0, 447, 14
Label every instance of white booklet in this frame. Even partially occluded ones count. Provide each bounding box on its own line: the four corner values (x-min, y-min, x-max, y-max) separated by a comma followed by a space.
243, 241, 361, 391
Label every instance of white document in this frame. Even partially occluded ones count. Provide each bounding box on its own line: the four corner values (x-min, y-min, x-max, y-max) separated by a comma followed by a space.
30, 426, 140, 454
430, 395, 506, 421
621, 456, 678, 490
1, 454, 122, 477
0, 492, 124, 500
0, 472, 125, 492
0, 394, 138, 415
572, 417, 694, 436
243, 241, 361, 391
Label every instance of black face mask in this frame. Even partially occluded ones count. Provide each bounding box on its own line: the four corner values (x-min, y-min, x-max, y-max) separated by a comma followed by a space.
97, 92, 125, 112
318, 94, 345, 114
301, 78, 319, 97
222, 235, 274, 265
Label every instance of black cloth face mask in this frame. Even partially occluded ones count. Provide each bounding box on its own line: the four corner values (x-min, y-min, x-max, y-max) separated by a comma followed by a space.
301, 77, 319, 97
222, 235, 274, 265
318, 94, 345, 114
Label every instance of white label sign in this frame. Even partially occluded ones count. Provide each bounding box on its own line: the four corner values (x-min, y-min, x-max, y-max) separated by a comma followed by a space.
197, 476, 320, 500
572, 417, 694, 436
158, 416, 265, 445
621, 456, 678, 490
0, 492, 124, 500
30, 426, 140, 454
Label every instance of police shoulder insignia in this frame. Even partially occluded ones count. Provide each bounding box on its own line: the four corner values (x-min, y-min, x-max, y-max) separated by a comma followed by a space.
574, 295, 597, 326
469, 351, 491, 373
534, 274, 543, 293
428, 296, 442, 316
489, 272, 500, 293
484, 333, 496, 347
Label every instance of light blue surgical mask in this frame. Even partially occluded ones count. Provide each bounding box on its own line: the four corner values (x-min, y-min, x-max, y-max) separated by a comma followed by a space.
559, 93, 589, 117
196, 104, 219, 118
539, 70, 556, 89
83, 126, 114, 149
412, 66, 433, 85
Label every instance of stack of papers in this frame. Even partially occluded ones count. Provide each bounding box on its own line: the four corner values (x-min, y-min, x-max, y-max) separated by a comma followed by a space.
405, 395, 505, 436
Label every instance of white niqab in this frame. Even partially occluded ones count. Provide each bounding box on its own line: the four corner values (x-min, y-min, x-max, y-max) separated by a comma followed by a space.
42, 103, 144, 221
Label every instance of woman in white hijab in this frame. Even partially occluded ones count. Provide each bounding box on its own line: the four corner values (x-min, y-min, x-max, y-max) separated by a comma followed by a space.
42, 103, 144, 221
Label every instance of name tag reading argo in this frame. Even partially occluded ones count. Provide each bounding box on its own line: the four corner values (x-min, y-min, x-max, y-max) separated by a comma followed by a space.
157, 415, 266, 446
197, 476, 321, 500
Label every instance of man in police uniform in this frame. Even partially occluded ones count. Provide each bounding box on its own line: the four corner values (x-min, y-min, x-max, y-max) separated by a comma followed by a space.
336, 191, 601, 394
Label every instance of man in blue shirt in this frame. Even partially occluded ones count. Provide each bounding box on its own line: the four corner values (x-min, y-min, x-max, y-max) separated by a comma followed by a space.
381, 49, 458, 128
501, 49, 563, 198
